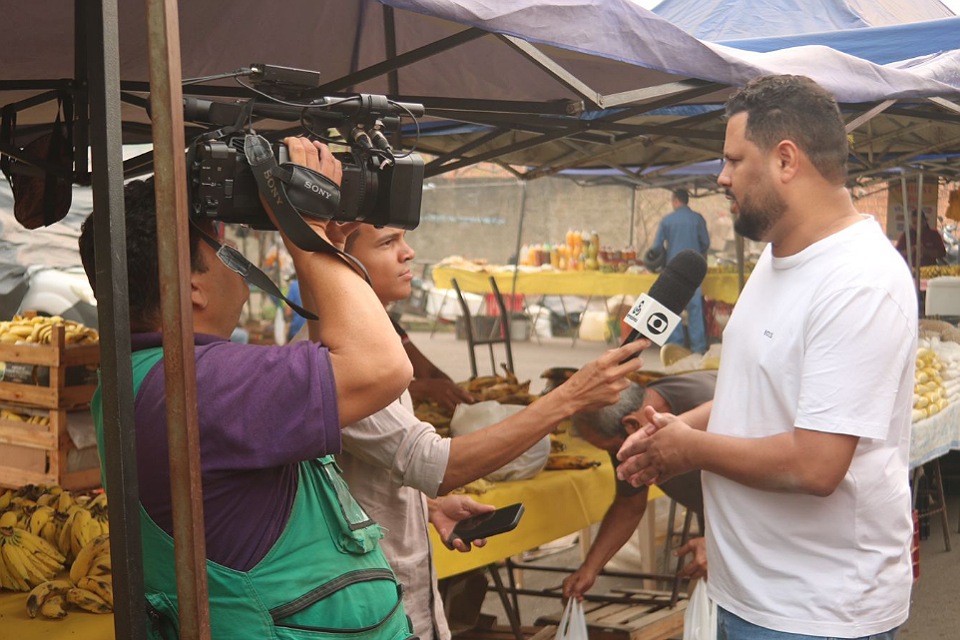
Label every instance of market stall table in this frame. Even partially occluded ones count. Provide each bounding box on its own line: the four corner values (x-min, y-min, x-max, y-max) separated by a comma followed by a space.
431, 266, 745, 304
430, 429, 619, 580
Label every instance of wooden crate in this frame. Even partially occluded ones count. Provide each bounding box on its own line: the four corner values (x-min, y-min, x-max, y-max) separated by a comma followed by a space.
0, 323, 100, 409
536, 599, 688, 640
0, 406, 101, 490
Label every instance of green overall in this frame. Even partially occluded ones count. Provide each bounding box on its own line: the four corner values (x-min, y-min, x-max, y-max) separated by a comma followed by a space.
91, 347, 413, 639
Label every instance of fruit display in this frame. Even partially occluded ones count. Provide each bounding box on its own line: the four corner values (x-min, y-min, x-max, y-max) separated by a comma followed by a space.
912, 332, 960, 423
0, 406, 50, 425
919, 265, 960, 279
0, 484, 113, 619
544, 454, 602, 470
413, 367, 538, 438
0, 315, 99, 346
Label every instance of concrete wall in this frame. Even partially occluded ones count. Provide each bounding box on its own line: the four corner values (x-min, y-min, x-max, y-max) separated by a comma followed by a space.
406, 175, 748, 266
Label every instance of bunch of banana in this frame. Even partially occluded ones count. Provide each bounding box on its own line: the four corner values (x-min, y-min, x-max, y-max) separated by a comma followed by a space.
25, 576, 113, 618
920, 265, 960, 279
70, 533, 111, 583
0, 315, 99, 345
0, 523, 66, 591
914, 347, 949, 422
0, 407, 51, 425
544, 454, 602, 470
26, 579, 73, 618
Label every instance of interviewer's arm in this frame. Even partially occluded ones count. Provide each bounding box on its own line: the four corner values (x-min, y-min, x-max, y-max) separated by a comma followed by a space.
437, 340, 646, 494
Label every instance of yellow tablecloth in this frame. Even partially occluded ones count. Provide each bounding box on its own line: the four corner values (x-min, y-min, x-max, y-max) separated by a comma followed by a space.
431, 266, 744, 304
0, 575, 113, 639
431, 430, 664, 579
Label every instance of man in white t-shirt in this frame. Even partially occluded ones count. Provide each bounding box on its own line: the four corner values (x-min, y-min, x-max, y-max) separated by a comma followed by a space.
616, 75, 916, 639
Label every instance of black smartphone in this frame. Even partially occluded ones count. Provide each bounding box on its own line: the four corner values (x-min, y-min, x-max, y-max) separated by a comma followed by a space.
450, 503, 525, 545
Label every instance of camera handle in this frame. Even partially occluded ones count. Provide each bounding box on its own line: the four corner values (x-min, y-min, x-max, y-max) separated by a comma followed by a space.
243, 134, 371, 283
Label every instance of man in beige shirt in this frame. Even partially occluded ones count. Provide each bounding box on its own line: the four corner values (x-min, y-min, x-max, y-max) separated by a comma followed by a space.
337, 225, 648, 639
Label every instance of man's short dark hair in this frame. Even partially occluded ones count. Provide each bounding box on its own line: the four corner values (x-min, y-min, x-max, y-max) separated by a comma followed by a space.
672, 189, 690, 205
78, 177, 208, 332
571, 383, 646, 442
725, 75, 848, 185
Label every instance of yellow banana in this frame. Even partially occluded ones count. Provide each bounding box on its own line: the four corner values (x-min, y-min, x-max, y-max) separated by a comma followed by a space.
88, 493, 108, 509
70, 533, 110, 583
1, 543, 33, 591
66, 586, 112, 613
59, 508, 84, 560
0, 547, 19, 590
0, 489, 14, 510
28, 505, 55, 537
26, 579, 74, 618
55, 490, 74, 514
78, 575, 114, 607
40, 593, 68, 619
0, 511, 18, 528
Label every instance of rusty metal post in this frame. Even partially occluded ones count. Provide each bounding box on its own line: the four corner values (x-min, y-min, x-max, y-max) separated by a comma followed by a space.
144, 0, 211, 638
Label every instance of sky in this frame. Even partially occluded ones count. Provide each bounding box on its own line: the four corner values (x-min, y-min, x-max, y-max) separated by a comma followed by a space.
633, 0, 960, 16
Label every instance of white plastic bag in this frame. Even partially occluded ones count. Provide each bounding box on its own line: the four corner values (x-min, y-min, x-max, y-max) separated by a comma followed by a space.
556, 598, 588, 640
683, 580, 718, 640
449, 400, 550, 481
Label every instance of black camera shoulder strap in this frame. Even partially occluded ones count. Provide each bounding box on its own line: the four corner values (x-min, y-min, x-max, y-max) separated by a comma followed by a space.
243, 134, 370, 282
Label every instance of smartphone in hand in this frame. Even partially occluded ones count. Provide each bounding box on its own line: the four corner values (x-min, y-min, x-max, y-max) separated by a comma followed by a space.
450, 503, 525, 545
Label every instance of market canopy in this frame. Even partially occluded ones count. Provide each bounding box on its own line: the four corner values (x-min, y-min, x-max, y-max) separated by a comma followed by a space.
652, 0, 955, 41
3, 0, 960, 187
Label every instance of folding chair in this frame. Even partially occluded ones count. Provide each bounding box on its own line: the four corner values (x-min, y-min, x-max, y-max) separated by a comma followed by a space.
451, 276, 515, 378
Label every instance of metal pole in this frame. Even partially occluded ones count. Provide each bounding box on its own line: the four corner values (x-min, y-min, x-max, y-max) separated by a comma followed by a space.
145, 0, 211, 638
510, 180, 528, 300
915, 173, 925, 298
83, 0, 147, 637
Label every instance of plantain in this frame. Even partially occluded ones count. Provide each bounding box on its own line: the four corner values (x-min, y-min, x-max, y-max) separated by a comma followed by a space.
78, 575, 113, 607
89, 553, 112, 576
67, 586, 112, 613
26, 579, 74, 618
39, 593, 68, 619
70, 534, 110, 583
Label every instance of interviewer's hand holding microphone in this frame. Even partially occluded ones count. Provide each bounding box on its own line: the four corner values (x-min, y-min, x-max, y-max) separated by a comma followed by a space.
614, 249, 708, 488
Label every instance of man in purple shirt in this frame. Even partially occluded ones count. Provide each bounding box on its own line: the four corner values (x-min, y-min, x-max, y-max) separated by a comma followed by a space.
79, 138, 415, 638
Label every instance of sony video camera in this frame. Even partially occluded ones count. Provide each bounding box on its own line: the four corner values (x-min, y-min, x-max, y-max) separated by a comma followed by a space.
184, 65, 425, 230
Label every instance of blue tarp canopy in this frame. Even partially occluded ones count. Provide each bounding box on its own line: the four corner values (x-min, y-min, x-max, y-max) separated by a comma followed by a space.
652, 0, 955, 41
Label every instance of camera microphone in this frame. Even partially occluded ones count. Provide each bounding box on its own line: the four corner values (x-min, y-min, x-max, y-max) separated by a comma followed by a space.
620, 249, 708, 357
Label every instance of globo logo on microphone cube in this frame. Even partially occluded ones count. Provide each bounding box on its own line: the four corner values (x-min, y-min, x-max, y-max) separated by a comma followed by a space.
623, 293, 682, 346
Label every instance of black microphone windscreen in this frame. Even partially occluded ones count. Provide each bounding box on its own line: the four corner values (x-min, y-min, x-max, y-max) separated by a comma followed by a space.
646, 250, 707, 314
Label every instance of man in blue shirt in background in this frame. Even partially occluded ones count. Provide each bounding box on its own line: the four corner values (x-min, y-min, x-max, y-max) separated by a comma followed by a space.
651, 188, 710, 353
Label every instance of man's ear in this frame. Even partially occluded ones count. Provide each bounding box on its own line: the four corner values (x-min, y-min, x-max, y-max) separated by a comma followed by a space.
191, 273, 208, 311
621, 413, 642, 435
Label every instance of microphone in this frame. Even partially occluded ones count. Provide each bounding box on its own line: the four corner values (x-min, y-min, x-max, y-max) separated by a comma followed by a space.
620, 249, 708, 354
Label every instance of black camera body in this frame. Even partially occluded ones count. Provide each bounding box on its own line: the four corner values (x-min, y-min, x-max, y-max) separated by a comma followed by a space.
191, 138, 423, 230
183, 66, 425, 231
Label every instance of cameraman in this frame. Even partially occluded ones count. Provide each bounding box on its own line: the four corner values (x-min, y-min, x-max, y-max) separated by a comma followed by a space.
336, 224, 648, 640
79, 137, 414, 639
